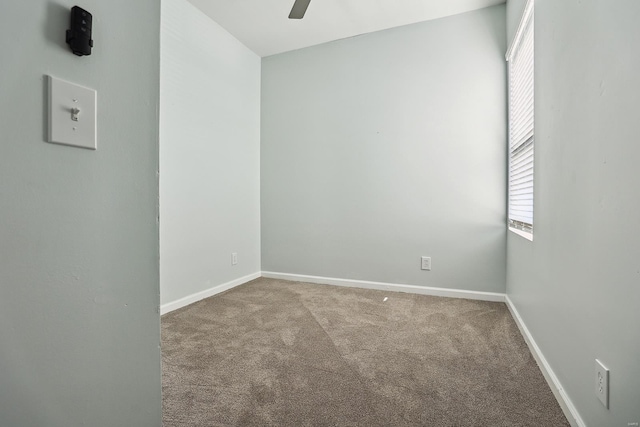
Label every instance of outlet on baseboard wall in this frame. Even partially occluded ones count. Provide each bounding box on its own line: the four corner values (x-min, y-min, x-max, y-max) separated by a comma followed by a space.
231, 252, 238, 266
421, 256, 431, 271
595, 359, 609, 408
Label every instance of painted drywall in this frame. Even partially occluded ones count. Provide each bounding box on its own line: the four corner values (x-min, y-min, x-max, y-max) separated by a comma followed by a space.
0, 1, 161, 426
160, 0, 261, 306
261, 5, 507, 292
506, 0, 527, 49
505, 1, 640, 426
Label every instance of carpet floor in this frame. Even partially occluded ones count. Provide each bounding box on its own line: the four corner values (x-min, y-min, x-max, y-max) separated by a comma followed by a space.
162, 278, 569, 426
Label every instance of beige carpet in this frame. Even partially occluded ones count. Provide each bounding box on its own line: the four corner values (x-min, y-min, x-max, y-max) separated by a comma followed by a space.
162, 278, 569, 426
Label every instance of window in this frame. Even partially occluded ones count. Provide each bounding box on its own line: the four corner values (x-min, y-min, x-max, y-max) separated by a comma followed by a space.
507, 0, 534, 239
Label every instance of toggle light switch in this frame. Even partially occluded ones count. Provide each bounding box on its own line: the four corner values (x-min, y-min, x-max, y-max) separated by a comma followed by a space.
47, 75, 96, 150
71, 107, 80, 121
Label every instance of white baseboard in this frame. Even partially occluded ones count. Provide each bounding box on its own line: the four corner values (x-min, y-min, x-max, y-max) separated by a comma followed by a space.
261, 271, 505, 302
160, 272, 261, 315
505, 296, 585, 427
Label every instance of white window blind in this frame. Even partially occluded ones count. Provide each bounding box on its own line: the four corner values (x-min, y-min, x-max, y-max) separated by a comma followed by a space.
507, 0, 534, 235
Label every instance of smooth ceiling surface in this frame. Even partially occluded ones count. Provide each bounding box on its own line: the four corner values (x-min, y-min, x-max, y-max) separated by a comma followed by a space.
187, 0, 506, 57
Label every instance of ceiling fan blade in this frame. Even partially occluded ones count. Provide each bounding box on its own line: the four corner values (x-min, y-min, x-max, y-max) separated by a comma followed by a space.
288, 0, 311, 19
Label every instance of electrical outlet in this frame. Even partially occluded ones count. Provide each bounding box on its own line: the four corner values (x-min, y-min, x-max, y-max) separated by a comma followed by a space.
595, 359, 609, 408
231, 252, 238, 266
421, 256, 431, 271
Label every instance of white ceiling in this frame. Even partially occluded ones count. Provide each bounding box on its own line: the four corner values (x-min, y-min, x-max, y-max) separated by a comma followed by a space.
187, 0, 506, 57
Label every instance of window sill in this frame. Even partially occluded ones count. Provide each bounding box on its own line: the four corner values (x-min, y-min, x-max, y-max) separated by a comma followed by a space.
509, 227, 533, 241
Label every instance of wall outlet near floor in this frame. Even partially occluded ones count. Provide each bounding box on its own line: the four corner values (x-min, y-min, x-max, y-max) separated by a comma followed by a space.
595, 359, 609, 408
421, 256, 431, 271
231, 252, 238, 265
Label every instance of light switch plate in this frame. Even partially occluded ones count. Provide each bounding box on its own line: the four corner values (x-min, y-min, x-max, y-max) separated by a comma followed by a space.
47, 75, 96, 150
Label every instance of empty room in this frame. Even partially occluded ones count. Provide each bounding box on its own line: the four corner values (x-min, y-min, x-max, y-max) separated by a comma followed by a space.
1, 0, 639, 426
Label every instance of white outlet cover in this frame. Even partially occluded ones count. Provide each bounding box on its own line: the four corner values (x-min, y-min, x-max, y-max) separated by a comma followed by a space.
47, 75, 97, 150
421, 256, 431, 271
595, 359, 609, 408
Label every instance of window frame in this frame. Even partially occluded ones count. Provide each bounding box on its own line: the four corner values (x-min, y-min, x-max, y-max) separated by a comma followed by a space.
506, 0, 535, 241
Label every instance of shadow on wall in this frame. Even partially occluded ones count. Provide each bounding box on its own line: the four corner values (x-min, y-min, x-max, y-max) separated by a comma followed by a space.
45, 2, 69, 51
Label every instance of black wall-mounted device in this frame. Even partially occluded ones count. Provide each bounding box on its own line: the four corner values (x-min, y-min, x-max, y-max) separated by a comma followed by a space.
66, 6, 93, 56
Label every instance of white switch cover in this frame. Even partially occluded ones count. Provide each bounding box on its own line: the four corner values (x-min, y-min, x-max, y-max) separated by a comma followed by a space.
47, 75, 96, 150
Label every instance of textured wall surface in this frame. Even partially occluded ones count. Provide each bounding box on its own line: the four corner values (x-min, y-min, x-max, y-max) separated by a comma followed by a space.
261, 5, 508, 293
0, 1, 161, 426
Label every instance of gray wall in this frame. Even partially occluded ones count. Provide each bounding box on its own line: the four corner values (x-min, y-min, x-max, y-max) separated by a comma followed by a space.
506, 1, 640, 425
261, 5, 508, 293
506, 0, 527, 49
160, 0, 261, 306
0, 1, 161, 426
